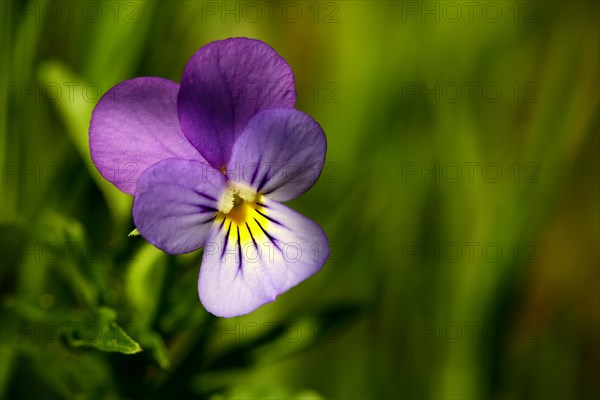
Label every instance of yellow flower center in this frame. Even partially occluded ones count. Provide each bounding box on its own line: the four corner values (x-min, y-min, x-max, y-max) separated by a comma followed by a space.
217, 184, 272, 246
224, 194, 252, 225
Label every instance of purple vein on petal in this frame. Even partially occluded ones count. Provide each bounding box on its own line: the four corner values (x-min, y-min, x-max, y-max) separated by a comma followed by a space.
192, 190, 218, 202
254, 208, 285, 228
222, 221, 232, 261
246, 222, 258, 250
235, 226, 243, 278
250, 154, 263, 186
256, 173, 271, 193
193, 204, 219, 213
253, 217, 281, 251
197, 216, 217, 225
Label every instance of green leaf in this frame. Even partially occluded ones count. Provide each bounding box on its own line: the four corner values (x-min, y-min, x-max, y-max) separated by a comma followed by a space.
69, 321, 142, 354
67, 307, 142, 355
4, 300, 142, 355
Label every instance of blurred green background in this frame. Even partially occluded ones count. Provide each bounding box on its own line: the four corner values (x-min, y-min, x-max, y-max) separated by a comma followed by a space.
1, 0, 598, 399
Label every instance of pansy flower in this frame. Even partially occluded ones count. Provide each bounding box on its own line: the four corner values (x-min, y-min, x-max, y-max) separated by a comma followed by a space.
89, 38, 329, 317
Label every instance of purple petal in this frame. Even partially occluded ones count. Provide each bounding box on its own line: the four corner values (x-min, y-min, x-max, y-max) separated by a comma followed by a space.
177, 38, 296, 170
227, 108, 327, 202
132, 159, 228, 254
90, 77, 206, 195
198, 196, 329, 317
